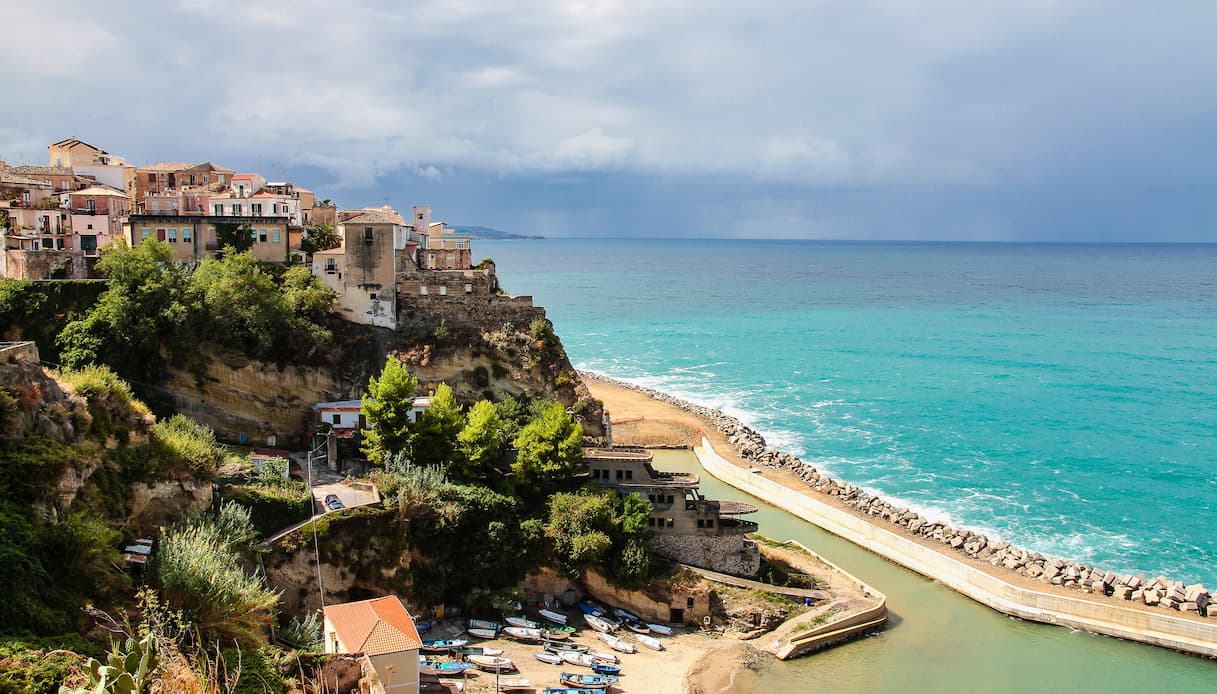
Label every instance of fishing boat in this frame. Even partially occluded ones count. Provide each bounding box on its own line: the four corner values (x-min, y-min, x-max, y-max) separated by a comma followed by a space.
622, 621, 650, 634
544, 689, 599, 694
415, 620, 433, 634
538, 608, 568, 625
596, 632, 637, 654
505, 615, 541, 629
560, 651, 595, 667
534, 651, 564, 665
588, 651, 619, 665
646, 623, 673, 635
455, 646, 504, 657
591, 662, 621, 676
467, 618, 501, 632
545, 640, 589, 654
547, 623, 577, 634
418, 660, 471, 677
420, 639, 468, 653
636, 634, 664, 651
467, 654, 515, 672
581, 614, 616, 633
613, 607, 641, 623
499, 678, 533, 692
503, 626, 545, 642
577, 600, 605, 616
559, 672, 618, 690
543, 629, 570, 641
467, 627, 498, 640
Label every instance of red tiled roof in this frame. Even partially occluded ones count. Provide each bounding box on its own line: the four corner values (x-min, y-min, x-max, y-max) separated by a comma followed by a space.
324, 596, 422, 656
232, 174, 257, 179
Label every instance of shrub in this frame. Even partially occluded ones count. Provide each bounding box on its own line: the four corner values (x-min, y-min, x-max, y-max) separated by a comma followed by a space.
152, 415, 223, 476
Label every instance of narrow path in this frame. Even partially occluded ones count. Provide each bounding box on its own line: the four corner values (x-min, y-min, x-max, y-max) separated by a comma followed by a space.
680, 563, 833, 601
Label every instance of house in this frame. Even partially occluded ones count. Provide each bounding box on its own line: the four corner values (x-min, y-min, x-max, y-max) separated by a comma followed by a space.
48, 138, 131, 191
230, 173, 266, 198
131, 162, 234, 202
6, 165, 80, 193
313, 397, 432, 435
314, 207, 419, 329
210, 189, 302, 226
586, 446, 762, 577
420, 221, 472, 270
125, 213, 290, 262
322, 595, 422, 694
68, 185, 132, 255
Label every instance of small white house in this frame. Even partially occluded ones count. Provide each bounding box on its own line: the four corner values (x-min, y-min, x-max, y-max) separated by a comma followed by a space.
323, 595, 422, 694
313, 397, 433, 433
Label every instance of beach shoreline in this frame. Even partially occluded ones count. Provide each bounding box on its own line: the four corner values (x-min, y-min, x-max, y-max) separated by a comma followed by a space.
582, 372, 1217, 659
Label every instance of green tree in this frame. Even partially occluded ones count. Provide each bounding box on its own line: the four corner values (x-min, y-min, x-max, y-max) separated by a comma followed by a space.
494, 396, 527, 442
511, 403, 583, 492
610, 493, 653, 584
300, 222, 340, 254
214, 222, 254, 256
544, 490, 616, 578
453, 400, 503, 481
361, 357, 419, 465
411, 383, 464, 469
281, 265, 335, 324
189, 252, 285, 354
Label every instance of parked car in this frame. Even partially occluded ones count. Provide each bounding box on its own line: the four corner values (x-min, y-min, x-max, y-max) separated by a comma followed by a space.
326, 496, 344, 511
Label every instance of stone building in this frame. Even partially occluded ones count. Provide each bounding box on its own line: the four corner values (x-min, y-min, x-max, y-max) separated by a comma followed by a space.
125, 214, 290, 263
585, 446, 761, 577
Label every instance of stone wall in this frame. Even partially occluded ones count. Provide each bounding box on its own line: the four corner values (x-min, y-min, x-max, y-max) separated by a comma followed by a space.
652, 532, 761, 578
3, 248, 89, 279
395, 266, 545, 334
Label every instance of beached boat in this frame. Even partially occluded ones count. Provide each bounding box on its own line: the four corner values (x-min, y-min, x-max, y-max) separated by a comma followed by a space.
588, 651, 619, 665
546, 623, 576, 634
596, 632, 637, 654
420, 639, 468, 653
560, 651, 595, 667
581, 613, 616, 633
467, 627, 498, 640
538, 608, 568, 625
503, 626, 545, 642
545, 640, 589, 654
505, 615, 541, 629
467, 619, 501, 632
456, 646, 504, 657
415, 620, 433, 634
613, 607, 640, 623
559, 672, 618, 690
467, 654, 514, 672
544, 629, 570, 641
418, 660, 471, 676
544, 689, 599, 694
534, 651, 563, 665
636, 634, 664, 651
646, 623, 673, 635
499, 678, 533, 692
577, 600, 605, 616
591, 662, 621, 676
622, 621, 650, 634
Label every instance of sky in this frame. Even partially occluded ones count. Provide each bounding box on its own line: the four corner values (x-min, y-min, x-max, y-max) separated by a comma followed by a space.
3, 0, 1216, 241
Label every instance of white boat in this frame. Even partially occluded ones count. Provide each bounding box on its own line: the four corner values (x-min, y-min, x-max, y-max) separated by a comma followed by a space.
533, 651, 563, 665
467, 619, 501, 632
538, 608, 568, 625
503, 626, 544, 642
589, 650, 620, 664
467, 628, 498, 640
499, 678, 532, 692
636, 634, 664, 651
596, 632, 637, 654
467, 654, 514, 672
505, 615, 540, 629
481, 647, 505, 657
582, 613, 616, 633
646, 623, 673, 635
560, 651, 595, 667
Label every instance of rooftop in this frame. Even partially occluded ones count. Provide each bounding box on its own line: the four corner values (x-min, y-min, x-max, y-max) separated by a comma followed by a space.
0, 171, 49, 187
51, 137, 105, 152
323, 595, 422, 656
9, 165, 74, 176
72, 185, 131, 199
344, 208, 405, 225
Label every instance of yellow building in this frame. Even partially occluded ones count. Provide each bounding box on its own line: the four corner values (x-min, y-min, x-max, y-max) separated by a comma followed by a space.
322, 596, 422, 694
125, 214, 290, 262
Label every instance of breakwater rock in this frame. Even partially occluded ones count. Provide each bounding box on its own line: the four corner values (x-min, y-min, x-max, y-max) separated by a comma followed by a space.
582, 371, 1215, 622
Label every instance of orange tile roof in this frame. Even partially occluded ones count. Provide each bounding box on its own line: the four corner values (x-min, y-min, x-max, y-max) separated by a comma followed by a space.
323, 596, 422, 656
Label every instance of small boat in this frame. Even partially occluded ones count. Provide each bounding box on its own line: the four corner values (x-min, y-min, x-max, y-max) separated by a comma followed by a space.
547, 623, 577, 634
534, 651, 563, 665
421, 639, 468, 653
467, 627, 498, 640
544, 689, 599, 694
623, 621, 650, 634
545, 641, 589, 654
503, 626, 544, 642
636, 634, 664, 651
559, 672, 618, 690
596, 632, 637, 654
456, 646, 504, 657
581, 614, 616, 633
577, 600, 605, 616
467, 654, 514, 672
589, 651, 619, 665
560, 651, 595, 667
538, 608, 568, 625
467, 619, 501, 632
415, 620, 433, 634
591, 662, 621, 676
499, 678, 533, 692
544, 629, 570, 641
505, 615, 540, 629
613, 607, 641, 623
646, 623, 673, 635
418, 660, 471, 676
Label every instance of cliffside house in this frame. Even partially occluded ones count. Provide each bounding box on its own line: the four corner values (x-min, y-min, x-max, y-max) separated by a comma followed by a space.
323, 595, 422, 694
311, 397, 432, 472
585, 446, 762, 577
131, 161, 234, 203
48, 138, 131, 191
124, 213, 290, 263
68, 185, 132, 255
420, 221, 472, 270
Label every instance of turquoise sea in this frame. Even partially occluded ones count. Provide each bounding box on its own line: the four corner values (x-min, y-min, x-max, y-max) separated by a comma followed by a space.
482, 239, 1217, 587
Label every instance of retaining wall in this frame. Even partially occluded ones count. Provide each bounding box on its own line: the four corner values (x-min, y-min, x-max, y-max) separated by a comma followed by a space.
695, 438, 1217, 658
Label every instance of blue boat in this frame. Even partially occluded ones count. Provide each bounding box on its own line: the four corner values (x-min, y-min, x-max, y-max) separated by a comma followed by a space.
415, 619, 433, 634
560, 672, 618, 689
418, 659, 471, 676
420, 638, 468, 653
543, 689, 598, 694
577, 600, 604, 616
591, 662, 621, 675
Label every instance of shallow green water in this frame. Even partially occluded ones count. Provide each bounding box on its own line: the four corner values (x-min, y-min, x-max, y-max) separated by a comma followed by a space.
650, 450, 1216, 693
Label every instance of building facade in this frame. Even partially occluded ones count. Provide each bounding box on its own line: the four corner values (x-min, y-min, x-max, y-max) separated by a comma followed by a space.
68, 186, 132, 255
323, 596, 422, 694
125, 214, 290, 262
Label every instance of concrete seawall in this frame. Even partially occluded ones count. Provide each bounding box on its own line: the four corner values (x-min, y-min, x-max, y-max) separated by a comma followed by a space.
695, 437, 1217, 658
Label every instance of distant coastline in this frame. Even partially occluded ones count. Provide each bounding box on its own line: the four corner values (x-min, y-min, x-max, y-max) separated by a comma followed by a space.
452, 225, 544, 240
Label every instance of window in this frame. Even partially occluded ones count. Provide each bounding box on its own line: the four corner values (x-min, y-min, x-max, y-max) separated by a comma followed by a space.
369, 292, 377, 301
232, 204, 242, 215
666, 495, 674, 505
420, 286, 428, 296
21, 191, 29, 203
141, 228, 151, 239
272, 230, 281, 243
417, 213, 423, 220
150, 201, 159, 213
591, 469, 600, 480
667, 518, 675, 528
447, 253, 455, 266
189, 174, 196, 185
249, 229, 257, 241
325, 258, 336, 273
464, 283, 472, 294
259, 229, 268, 243
86, 223, 93, 230
615, 469, 623, 481
213, 204, 223, 215
706, 519, 714, 528
183, 228, 192, 242
167, 229, 177, 242
687, 597, 695, 609
331, 413, 341, 424
364, 227, 373, 243
697, 519, 705, 528
86, 198, 95, 212
251, 203, 262, 215
439, 285, 447, 296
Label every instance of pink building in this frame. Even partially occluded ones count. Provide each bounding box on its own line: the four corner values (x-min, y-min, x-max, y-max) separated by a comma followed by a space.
68, 186, 132, 255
